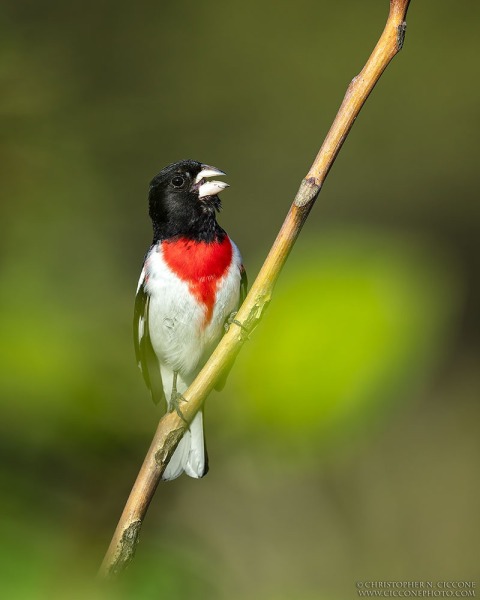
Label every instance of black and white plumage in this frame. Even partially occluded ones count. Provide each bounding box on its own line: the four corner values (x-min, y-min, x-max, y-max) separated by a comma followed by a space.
134, 160, 246, 480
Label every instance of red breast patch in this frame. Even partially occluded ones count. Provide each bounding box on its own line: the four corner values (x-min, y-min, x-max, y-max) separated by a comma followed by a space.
161, 237, 233, 326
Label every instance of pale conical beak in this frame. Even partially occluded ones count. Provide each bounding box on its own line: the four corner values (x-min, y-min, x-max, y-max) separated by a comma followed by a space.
195, 164, 230, 198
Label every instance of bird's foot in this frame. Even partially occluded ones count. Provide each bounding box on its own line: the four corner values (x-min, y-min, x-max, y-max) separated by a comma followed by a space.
169, 391, 188, 423
224, 311, 250, 339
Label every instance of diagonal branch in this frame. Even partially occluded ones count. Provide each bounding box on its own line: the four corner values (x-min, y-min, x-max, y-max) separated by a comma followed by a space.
99, 0, 412, 578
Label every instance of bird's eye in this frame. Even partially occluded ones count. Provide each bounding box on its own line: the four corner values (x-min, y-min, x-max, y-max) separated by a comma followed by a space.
171, 175, 185, 188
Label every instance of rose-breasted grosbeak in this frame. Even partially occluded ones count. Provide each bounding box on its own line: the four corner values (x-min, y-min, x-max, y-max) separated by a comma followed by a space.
134, 160, 247, 480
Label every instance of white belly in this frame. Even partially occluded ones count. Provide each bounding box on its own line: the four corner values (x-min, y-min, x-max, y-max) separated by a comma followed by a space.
144, 240, 242, 378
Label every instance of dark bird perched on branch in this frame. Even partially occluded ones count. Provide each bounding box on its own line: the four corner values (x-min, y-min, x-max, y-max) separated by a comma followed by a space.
134, 160, 247, 480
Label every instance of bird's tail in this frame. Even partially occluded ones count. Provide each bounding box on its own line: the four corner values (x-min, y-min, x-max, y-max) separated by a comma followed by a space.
160, 366, 208, 481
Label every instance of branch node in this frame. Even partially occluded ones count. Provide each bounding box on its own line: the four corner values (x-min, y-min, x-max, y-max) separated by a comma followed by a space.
244, 297, 271, 335
106, 520, 142, 577
397, 21, 407, 51
154, 427, 185, 467
231, 319, 251, 340
294, 178, 321, 208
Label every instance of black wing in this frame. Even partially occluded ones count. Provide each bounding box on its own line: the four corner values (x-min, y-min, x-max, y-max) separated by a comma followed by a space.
133, 275, 165, 406
239, 264, 248, 306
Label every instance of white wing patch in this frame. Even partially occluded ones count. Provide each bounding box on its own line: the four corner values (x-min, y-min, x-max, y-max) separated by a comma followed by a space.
136, 267, 145, 293
138, 315, 145, 344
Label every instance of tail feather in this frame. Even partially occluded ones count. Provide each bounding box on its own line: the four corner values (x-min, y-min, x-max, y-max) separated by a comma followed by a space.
163, 432, 191, 480
184, 411, 208, 478
162, 410, 208, 480
160, 365, 208, 481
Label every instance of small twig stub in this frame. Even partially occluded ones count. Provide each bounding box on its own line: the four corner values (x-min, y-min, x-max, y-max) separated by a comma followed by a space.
397, 22, 407, 50
294, 178, 322, 208
107, 520, 142, 577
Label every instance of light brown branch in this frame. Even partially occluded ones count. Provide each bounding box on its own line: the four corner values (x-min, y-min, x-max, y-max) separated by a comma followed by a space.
99, 0, 412, 578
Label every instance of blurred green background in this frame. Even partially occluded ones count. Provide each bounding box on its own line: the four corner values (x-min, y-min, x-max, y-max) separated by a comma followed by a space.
1, 1, 479, 598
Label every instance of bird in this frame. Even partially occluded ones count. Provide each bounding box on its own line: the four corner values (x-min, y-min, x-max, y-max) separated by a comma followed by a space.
134, 159, 247, 480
